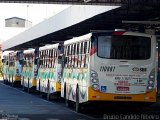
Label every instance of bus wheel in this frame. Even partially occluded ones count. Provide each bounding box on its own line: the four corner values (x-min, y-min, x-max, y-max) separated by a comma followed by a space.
64, 84, 72, 107
39, 80, 42, 95
27, 78, 30, 93
47, 81, 51, 101
22, 77, 25, 91
64, 84, 68, 106
11, 75, 14, 87
75, 87, 81, 113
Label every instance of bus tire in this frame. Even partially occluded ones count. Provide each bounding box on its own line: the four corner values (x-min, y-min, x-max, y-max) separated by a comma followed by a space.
64, 83, 68, 106
22, 77, 25, 91
47, 80, 51, 101
75, 86, 81, 113
27, 78, 30, 93
64, 83, 72, 107
66, 94, 73, 107
39, 80, 42, 95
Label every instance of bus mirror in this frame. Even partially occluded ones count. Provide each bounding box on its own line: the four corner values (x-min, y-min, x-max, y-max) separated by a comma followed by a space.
19, 60, 23, 65
6, 61, 8, 65
58, 46, 61, 50
39, 60, 43, 65
58, 56, 62, 64
23, 61, 26, 65
64, 57, 67, 65
34, 59, 38, 65
2, 59, 5, 63
91, 36, 94, 41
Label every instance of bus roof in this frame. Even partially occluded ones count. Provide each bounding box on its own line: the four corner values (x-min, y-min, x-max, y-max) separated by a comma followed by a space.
39, 43, 59, 51
64, 33, 92, 45
23, 49, 35, 54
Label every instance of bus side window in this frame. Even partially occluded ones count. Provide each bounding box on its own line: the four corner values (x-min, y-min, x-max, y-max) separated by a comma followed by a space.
86, 41, 90, 67
41, 51, 43, 68
51, 49, 53, 68
6, 61, 8, 65
50, 49, 53, 68
55, 50, 57, 67
78, 43, 82, 68
42, 50, 45, 68
45, 50, 47, 68
75, 44, 79, 68
70, 44, 72, 68
68, 45, 70, 67
69, 45, 72, 68
72, 44, 75, 68
43, 50, 45, 68
83, 41, 88, 68
81, 42, 85, 68
52, 50, 55, 68
72, 44, 76, 68
64, 47, 66, 68
47, 49, 50, 68
70, 44, 73, 68
64, 46, 68, 68
46, 50, 49, 68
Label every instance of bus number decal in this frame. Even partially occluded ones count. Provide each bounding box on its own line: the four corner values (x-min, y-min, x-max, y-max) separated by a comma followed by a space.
100, 66, 115, 72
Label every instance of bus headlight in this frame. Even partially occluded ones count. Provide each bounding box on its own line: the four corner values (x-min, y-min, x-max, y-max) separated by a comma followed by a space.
92, 84, 99, 91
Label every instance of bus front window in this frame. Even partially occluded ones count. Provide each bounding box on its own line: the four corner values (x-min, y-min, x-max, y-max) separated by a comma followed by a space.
97, 35, 151, 60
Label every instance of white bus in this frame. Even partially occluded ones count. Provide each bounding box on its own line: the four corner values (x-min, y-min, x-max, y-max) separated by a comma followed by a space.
22, 49, 38, 92
61, 31, 157, 112
2, 51, 11, 84
37, 43, 63, 99
3, 51, 23, 86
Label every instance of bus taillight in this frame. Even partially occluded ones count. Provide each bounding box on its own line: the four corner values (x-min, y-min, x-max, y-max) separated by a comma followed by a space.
91, 70, 99, 91
147, 69, 155, 91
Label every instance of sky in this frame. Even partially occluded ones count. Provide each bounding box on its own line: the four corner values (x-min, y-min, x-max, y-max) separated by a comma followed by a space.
0, 3, 70, 42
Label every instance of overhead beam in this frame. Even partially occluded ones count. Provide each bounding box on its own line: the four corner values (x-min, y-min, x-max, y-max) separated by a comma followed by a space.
0, 0, 123, 5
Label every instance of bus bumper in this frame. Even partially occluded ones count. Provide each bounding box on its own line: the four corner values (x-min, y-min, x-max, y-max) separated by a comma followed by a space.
88, 87, 157, 103
13, 75, 21, 87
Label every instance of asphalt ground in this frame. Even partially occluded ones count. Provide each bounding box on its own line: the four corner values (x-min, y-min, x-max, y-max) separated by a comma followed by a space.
0, 81, 94, 120
0, 81, 160, 120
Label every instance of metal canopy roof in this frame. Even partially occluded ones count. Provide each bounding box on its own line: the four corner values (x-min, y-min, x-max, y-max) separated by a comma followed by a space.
2, 0, 160, 50
0, 0, 158, 6
0, 0, 123, 5
2, 5, 119, 50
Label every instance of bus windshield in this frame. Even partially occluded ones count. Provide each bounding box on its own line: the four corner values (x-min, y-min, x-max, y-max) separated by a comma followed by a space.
97, 35, 151, 60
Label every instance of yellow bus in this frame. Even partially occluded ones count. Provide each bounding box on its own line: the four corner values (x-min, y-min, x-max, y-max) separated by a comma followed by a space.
61, 31, 157, 112
22, 49, 38, 92
2, 51, 10, 84
3, 51, 23, 86
37, 43, 63, 100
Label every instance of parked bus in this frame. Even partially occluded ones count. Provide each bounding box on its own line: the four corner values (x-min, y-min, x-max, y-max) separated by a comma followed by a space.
4, 51, 23, 86
37, 43, 63, 100
61, 31, 157, 112
2, 51, 10, 84
22, 49, 38, 92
